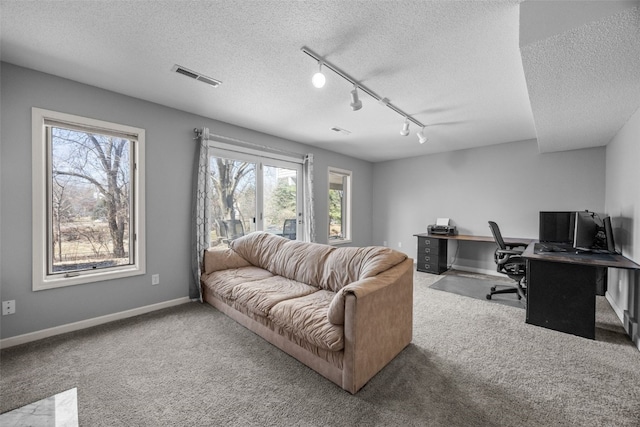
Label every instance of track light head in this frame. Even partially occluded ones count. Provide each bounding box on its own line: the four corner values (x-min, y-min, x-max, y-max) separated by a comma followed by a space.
312, 61, 326, 88
417, 128, 428, 144
350, 86, 362, 111
400, 118, 410, 136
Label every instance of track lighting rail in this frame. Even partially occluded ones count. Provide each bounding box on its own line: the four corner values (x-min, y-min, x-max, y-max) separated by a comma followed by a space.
301, 46, 425, 129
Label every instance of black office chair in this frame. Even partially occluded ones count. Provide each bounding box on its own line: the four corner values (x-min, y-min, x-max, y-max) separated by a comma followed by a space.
282, 219, 296, 240
221, 219, 245, 246
486, 221, 527, 301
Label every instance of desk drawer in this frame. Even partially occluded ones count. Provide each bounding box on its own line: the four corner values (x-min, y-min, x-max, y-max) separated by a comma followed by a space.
417, 254, 441, 264
417, 261, 447, 274
417, 244, 442, 255
417, 238, 446, 254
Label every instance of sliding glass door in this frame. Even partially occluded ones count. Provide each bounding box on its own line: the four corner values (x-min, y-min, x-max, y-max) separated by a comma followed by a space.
208, 149, 301, 248
208, 153, 256, 246
263, 162, 300, 240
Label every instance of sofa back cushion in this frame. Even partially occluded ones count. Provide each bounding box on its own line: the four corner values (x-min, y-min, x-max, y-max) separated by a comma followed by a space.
231, 232, 407, 291
202, 247, 252, 275
321, 246, 408, 292
269, 240, 335, 287
230, 232, 288, 269
231, 232, 334, 288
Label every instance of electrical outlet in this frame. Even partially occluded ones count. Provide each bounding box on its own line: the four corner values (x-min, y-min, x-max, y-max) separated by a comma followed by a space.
2, 300, 16, 315
383, 241, 387, 247
152, 274, 159, 285
398, 241, 402, 248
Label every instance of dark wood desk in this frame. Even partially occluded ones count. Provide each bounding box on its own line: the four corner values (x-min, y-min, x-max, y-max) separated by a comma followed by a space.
522, 243, 640, 339
413, 233, 533, 274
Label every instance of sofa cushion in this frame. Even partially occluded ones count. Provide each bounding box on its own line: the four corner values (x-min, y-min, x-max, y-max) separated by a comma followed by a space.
202, 267, 274, 300
232, 276, 319, 317
327, 288, 347, 325
230, 232, 288, 270
231, 232, 334, 287
269, 290, 344, 352
269, 240, 334, 287
321, 246, 408, 292
202, 247, 252, 275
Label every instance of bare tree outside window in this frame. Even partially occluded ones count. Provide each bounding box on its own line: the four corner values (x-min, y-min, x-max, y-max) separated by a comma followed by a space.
50, 127, 132, 273
209, 157, 255, 243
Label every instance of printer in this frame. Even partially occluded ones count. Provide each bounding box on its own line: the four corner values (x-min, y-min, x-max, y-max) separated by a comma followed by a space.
428, 218, 457, 235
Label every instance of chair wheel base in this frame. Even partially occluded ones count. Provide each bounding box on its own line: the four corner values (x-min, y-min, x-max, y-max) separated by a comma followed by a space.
486, 294, 492, 300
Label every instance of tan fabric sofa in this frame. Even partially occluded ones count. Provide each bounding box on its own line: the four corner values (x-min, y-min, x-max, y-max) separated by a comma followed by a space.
200, 231, 413, 394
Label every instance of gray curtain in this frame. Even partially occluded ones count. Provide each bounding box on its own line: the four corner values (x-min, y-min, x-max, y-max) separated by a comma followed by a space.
302, 153, 315, 242
190, 128, 211, 301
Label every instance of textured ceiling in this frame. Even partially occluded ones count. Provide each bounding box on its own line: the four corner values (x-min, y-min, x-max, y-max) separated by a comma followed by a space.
521, 1, 640, 153
1, 1, 638, 162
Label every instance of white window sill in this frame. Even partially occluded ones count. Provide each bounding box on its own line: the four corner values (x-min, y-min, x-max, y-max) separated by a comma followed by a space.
33, 266, 145, 291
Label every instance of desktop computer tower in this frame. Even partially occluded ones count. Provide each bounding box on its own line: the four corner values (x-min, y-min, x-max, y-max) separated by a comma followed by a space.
596, 267, 607, 296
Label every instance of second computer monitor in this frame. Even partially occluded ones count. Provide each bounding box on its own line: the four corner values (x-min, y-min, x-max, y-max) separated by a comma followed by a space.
574, 211, 598, 251
539, 211, 576, 244
604, 216, 616, 253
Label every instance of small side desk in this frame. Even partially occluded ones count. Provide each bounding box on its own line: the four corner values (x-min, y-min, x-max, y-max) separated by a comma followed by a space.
413, 232, 532, 274
522, 243, 640, 339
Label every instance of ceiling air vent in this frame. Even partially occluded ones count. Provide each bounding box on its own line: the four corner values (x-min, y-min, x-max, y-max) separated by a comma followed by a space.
172, 65, 222, 88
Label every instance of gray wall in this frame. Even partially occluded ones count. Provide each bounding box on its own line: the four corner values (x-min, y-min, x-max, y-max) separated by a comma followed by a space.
605, 106, 640, 348
0, 63, 373, 339
372, 139, 606, 273
3, 60, 632, 345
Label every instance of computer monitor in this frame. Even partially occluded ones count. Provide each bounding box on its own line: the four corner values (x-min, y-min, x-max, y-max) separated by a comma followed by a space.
539, 211, 575, 243
573, 211, 597, 251
604, 216, 616, 253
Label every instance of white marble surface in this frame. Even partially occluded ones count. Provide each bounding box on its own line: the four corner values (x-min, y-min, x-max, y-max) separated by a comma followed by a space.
0, 388, 78, 427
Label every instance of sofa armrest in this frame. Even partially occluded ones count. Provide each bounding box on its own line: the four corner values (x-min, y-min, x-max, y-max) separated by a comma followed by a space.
341, 257, 413, 393
341, 274, 401, 299
202, 247, 251, 276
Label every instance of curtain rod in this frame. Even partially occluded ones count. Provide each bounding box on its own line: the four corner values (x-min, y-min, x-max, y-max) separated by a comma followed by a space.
193, 128, 306, 159
301, 46, 425, 128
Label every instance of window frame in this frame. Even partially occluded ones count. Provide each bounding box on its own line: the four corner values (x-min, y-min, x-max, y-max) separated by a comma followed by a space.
327, 167, 352, 245
208, 143, 303, 240
32, 108, 146, 291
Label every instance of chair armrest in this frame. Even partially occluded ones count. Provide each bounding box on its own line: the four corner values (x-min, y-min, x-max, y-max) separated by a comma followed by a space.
497, 249, 523, 256
505, 242, 528, 249
496, 254, 526, 267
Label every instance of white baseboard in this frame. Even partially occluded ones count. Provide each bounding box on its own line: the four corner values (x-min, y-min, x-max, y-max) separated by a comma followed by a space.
604, 291, 625, 323
0, 297, 191, 349
450, 264, 501, 277
606, 292, 640, 351
412, 259, 500, 277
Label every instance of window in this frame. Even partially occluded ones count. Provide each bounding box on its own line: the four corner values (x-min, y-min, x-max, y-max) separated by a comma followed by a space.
328, 167, 351, 244
32, 108, 145, 290
207, 144, 302, 249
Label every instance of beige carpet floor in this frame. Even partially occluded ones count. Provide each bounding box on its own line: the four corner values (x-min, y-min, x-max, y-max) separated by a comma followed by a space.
1, 270, 638, 426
